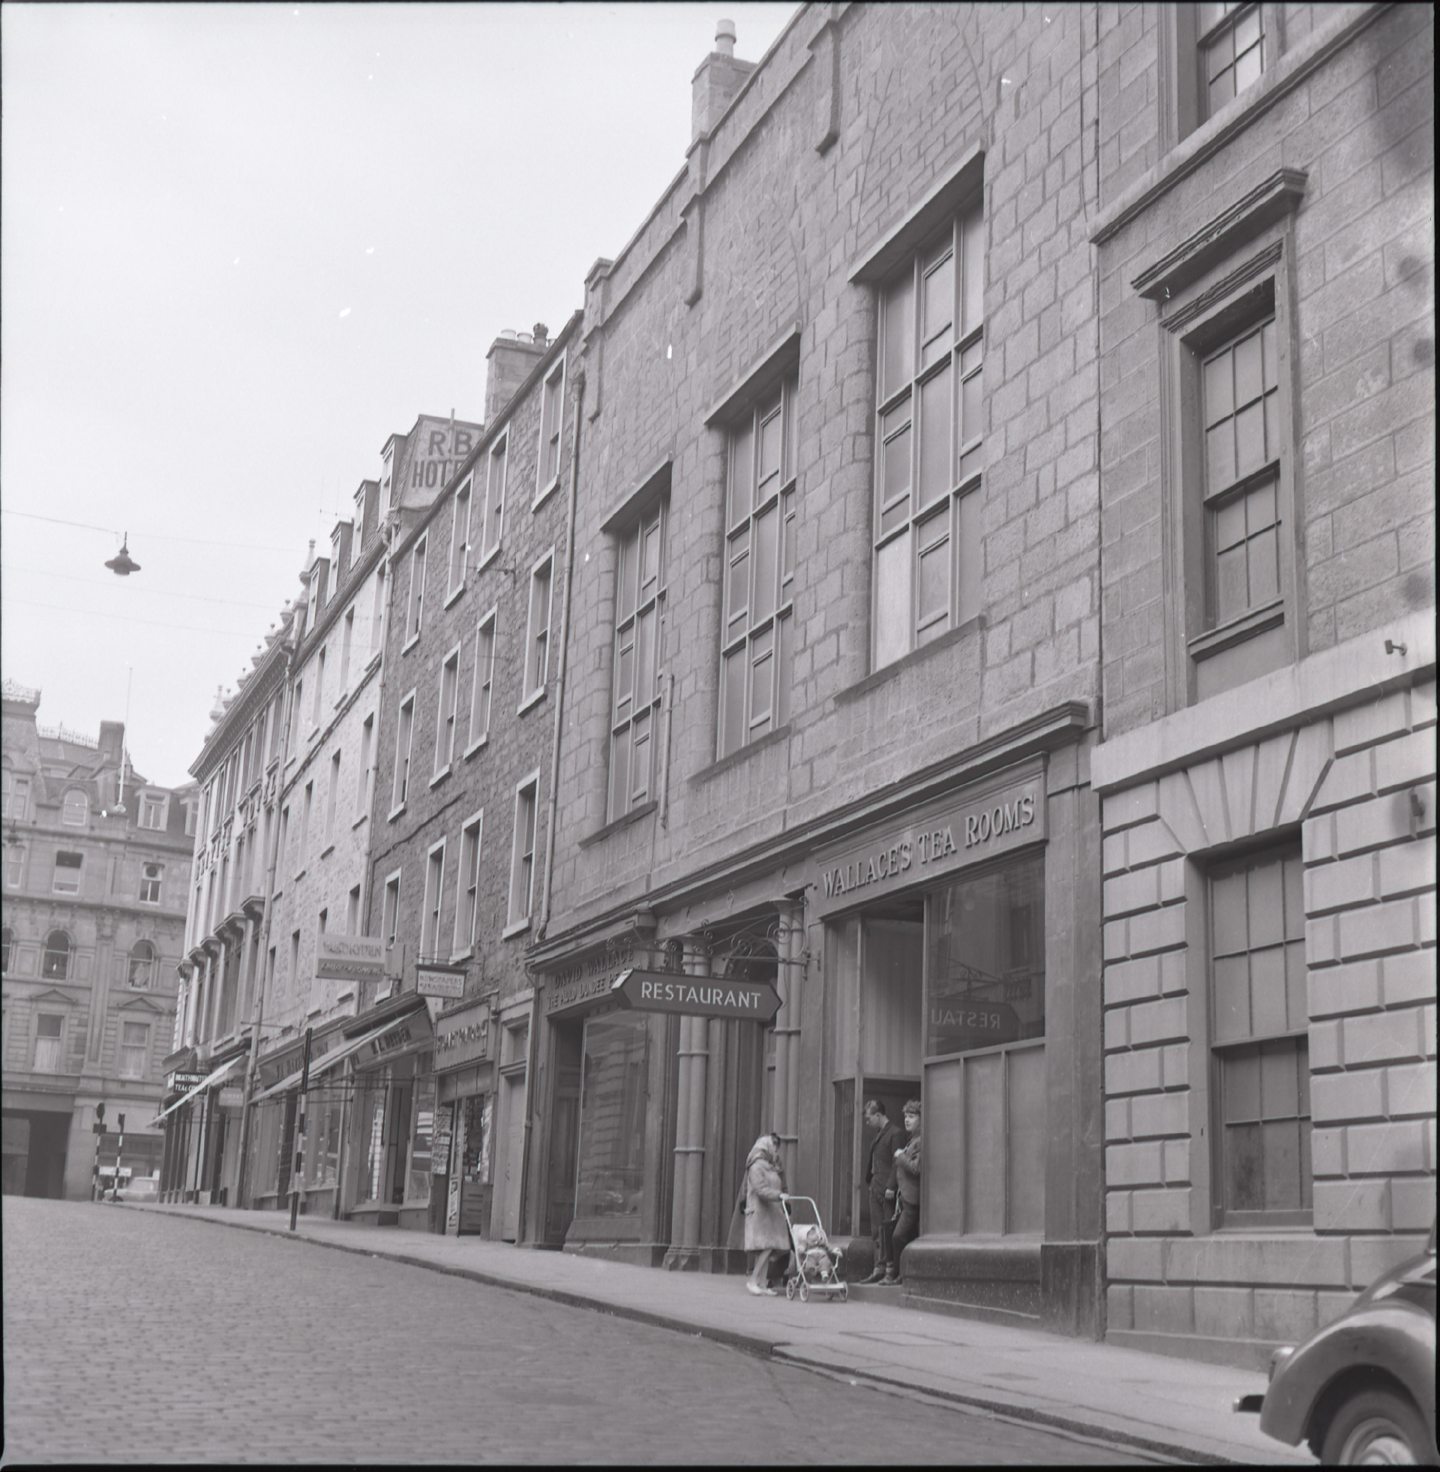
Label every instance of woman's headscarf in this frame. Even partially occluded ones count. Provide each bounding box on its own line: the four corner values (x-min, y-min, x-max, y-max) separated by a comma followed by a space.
745, 1133, 780, 1169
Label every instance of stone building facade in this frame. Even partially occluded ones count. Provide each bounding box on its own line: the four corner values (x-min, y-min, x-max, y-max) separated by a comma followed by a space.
528, 4, 1109, 1335
357, 320, 579, 1236
2, 683, 194, 1198
1089, 2, 1435, 1366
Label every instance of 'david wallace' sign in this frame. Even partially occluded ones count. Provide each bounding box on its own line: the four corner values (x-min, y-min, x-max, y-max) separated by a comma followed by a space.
814, 774, 1044, 917
611, 969, 783, 1024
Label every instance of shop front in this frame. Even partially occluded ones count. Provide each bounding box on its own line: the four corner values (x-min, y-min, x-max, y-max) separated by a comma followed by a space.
340, 996, 437, 1231
153, 1048, 248, 1206
809, 754, 1104, 1336
531, 930, 789, 1270
433, 995, 494, 1237
244, 1022, 347, 1214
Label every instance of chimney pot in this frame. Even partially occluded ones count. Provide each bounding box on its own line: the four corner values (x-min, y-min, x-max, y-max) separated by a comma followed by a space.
533, 322, 549, 347
715, 18, 736, 55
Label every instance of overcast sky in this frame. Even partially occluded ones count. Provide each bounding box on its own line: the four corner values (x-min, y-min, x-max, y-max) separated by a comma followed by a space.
1, 1, 797, 788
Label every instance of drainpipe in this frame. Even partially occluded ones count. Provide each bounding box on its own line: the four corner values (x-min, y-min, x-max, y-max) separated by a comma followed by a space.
520, 363, 585, 1244
234, 624, 299, 1210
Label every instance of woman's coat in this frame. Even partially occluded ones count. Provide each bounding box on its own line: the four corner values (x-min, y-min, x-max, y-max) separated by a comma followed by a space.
743, 1145, 791, 1252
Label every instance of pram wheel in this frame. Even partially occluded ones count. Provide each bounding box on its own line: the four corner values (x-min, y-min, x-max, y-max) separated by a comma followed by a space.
785, 1276, 796, 1301
798, 1279, 810, 1302
839, 1282, 849, 1303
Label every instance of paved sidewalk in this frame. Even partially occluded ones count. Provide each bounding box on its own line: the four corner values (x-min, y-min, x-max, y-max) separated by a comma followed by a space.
117, 1201, 1311, 1466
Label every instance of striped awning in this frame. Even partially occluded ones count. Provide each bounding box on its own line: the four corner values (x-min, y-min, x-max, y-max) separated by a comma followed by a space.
149, 1054, 244, 1126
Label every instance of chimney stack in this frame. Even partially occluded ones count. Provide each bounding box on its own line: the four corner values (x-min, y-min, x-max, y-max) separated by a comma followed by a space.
484, 329, 546, 422
692, 18, 755, 143
532, 322, 549, 350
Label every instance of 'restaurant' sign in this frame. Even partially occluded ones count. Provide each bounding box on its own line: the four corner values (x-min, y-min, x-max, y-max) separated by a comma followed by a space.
611, 969, 783, 1023
813, 773, 1044, 917
315, 935, 386, 984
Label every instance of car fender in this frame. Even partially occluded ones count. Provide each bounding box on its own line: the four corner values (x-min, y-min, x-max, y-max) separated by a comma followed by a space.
1259, 1301, 1436, 1449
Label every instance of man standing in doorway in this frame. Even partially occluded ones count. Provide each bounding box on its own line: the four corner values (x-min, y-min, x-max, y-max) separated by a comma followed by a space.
859, 1099, 903, 1284
884, 1099, 922, 1286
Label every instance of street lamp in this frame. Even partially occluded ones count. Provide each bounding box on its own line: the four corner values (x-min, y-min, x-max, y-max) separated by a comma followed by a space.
105, 534, 141, 576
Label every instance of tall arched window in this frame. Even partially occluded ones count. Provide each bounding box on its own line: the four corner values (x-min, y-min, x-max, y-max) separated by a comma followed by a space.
42, 930, 71, 980
1, 927, 12, 974
62, 790, 89, 826
128, 940, 156, 990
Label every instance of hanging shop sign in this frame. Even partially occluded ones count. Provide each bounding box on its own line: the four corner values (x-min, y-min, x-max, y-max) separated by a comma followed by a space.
813, 772, 1045, 918
217, 1086, 245, 1110
435, 1000, 491, 1071
315, 935, 386, 984
167, 1071, 206, 1092
417, 963, 467, 1000
611, 969, 783, 1023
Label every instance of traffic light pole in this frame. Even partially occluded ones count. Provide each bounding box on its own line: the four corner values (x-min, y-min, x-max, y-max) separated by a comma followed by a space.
91, 1102, 107, 1202
110, 1112, 126, 1202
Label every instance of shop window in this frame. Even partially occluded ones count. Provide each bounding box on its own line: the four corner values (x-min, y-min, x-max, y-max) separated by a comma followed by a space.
119, 1021, 149, 1079
303, 1091, 341, 1188
140, 861, 164, 905
535, 355, 566, 502
479, 432, 508, 565
42, 930, 72, 981
468, 609, 496, 752
507, 775, 539, 932
923, 851, 1047, 1236
34, 1013, 64, 1072
608, 501, 667, 821
406, 1075, 435, 1204
873, 201, 985, 670
52, 851, 83, 895
719, 373, 798, 757
128, 941, 156, 990
573, 1011, 650, 1231
522, 551, 553, 707
1208, 845, 1311, 1227
62, 789, 89, 826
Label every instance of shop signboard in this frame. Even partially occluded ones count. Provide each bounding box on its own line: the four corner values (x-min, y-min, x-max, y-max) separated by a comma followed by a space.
315, 935, 386, 984
417, 963, 467, 1000
217, 1087, 245, 1110
434, 1000, 491, 1072
168, 1070, 206, 1092
358, 1013, 429, 1064
611, 968, 783, 1023
813, 772, 1045, 918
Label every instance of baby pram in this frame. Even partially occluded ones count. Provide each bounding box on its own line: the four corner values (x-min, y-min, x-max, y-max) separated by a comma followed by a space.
779, 1194, 848, 1302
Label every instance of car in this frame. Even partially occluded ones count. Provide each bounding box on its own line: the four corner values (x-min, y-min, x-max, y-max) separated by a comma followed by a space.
112, 1175, 160, 1203
1235, 1224, 1436, 1464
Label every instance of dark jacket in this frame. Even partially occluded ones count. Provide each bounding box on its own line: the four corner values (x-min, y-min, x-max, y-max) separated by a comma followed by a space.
864, 1118, 904, 1194
895, 1132, 921, 1206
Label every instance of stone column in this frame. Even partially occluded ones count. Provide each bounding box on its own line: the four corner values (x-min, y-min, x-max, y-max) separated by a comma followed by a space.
770, 902, 804, 1186
665, 941, 710, 1269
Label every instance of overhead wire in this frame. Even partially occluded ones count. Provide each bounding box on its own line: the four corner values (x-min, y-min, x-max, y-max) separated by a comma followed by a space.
1, 507, 302, 555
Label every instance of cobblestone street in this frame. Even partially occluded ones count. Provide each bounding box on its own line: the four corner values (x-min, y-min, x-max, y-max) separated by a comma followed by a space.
1, 1200, 1159, 1464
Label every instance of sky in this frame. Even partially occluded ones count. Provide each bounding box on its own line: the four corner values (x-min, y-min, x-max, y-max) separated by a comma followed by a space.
1, 1, 798, 788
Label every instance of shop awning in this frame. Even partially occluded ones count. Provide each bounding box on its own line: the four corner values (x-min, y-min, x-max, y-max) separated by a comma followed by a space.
251, 1001, 428, 1104
149, 1055, 244, 1126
